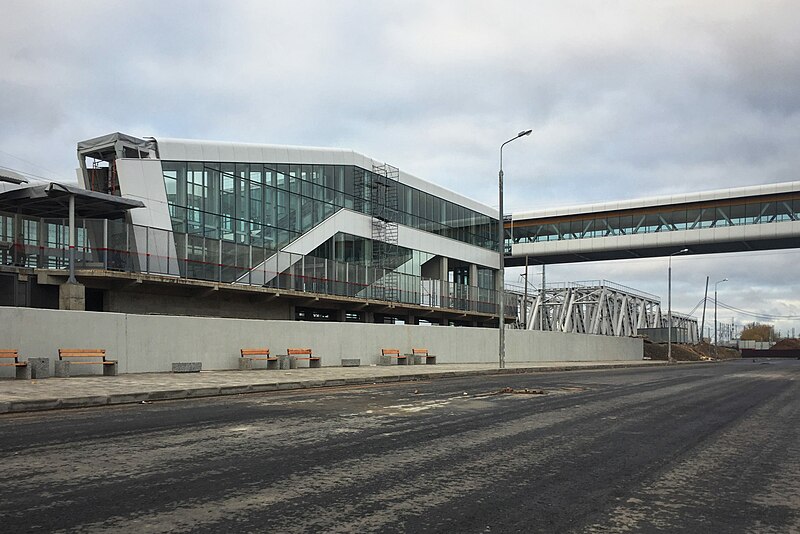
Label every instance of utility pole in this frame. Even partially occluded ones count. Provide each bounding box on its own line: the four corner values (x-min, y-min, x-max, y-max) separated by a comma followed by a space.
700, 276, 709, 343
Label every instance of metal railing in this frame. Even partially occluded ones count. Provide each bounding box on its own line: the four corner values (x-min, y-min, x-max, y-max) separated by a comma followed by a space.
0, 212, 515, 317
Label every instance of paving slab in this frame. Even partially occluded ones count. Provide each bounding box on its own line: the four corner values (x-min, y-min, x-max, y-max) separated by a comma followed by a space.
0, 361, 670, 414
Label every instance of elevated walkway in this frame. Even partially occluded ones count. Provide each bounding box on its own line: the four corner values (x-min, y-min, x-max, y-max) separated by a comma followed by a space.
507, 180, 800, 265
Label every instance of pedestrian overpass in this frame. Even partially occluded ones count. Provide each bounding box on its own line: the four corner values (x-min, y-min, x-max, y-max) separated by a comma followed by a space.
506, 180, 800, 266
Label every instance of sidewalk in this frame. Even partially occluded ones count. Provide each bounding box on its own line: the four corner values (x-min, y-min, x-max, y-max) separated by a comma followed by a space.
0, 360, 668, 415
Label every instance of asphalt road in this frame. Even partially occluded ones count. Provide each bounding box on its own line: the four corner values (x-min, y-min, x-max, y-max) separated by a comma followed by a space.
0, 360, 798, 533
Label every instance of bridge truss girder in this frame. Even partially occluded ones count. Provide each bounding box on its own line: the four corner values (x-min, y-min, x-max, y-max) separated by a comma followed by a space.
511, 281, 698, 342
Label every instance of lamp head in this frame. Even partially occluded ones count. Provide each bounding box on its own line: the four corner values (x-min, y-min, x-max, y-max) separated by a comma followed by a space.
518, 129, 533, 137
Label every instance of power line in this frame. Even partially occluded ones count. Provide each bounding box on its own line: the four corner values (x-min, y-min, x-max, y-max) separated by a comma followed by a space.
0, 150, 63, 181
0, 164, 55, 184
714, 299, 800, 320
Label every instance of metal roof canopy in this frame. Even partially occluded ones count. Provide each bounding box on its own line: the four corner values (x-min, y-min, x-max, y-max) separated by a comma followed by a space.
0, 182, 144, 219
0, 169, 29, 185
77, 132, 157, 161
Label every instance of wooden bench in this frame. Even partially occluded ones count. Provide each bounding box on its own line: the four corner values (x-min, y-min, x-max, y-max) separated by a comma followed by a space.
287, 348, 321, 369
409, 348, 437, 365
240, 348, 281, 370
56, 349, 118, 377
0, 350, 30, 379
379, 348, 408, 366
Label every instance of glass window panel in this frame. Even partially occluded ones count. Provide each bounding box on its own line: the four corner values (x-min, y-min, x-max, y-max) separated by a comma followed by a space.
276, 164, 289, 190
669, 210, 686, 230
759, 202, 776, 223
249, 181, 262, 224
567, 220, 579, 238
237, 174, 249, 222
220, 171, 235, 219
776, 200, 792, 222
187, 208, 203, 235
715, 206, 731, 226
642, 214, 659, 232
729, 204, 746, 225
686, 209, 701, 229
607, 217, 620, 235
343, 166, 354, 197
335, 166, 344, 192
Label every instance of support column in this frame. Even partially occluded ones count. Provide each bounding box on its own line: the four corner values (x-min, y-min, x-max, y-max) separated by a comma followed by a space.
469, 263, 478, 312
13, 213, 22, 266
440, 256, 449, 309
68, 194, 76, 283
59, 282, 85, 310
61, 194, 85, 310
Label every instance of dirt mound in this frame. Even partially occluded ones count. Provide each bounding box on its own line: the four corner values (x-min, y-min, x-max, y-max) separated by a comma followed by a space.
643, 340, 740, 361
771, 338, 800, 350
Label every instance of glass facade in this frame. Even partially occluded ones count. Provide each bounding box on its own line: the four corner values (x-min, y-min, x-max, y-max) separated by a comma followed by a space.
508, 195, 800, 247
162, 161, 498, 256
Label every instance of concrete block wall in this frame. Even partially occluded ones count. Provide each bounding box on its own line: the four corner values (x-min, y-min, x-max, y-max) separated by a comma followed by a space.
0, 306, 642, 376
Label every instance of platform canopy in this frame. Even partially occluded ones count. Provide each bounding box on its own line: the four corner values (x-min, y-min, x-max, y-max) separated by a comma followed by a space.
0, 182, 144, 219
0, 169, 29, 185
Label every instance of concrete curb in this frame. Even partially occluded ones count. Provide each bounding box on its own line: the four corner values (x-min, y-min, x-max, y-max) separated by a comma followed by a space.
1, 361, 676, 415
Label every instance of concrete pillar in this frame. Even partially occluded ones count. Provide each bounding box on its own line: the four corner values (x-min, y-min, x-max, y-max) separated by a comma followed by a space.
59, 282, 86, 311
469, 263, 478, 312
440, 256, 449, 309
12, 213, 22, 266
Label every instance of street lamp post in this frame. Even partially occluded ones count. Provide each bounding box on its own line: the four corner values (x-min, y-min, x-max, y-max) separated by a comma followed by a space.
668, 248, 689, 363
498, 129, 533, 369
714, 278, 728, 346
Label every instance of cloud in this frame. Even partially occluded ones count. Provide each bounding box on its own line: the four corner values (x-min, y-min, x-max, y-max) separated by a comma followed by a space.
1, 0, 798, 333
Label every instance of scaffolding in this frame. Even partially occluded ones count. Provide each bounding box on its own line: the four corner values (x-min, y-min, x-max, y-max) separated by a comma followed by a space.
370, 163, 400, 301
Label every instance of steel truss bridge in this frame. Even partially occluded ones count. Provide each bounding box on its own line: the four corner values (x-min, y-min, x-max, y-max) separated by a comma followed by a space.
507, 280, 699, 342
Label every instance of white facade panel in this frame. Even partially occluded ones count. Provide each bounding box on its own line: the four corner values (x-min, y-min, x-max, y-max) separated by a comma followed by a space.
514, 180, 800, 219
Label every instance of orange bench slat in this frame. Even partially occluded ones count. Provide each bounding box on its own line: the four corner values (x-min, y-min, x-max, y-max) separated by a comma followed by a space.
241, 349, 270, 356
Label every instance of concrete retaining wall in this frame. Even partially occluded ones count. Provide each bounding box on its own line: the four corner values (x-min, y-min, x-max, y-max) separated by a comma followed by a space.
0, 306, 642, 375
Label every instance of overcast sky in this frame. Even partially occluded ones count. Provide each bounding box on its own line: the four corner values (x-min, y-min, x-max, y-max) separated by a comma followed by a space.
2, 0, 799, 337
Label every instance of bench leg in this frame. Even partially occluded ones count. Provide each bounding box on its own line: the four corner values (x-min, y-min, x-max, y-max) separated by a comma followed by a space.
412, 355, 424, 365
15, 365, 31, 380
103, 362, 118, 376
54, 360, 70, 378
379, 355, 392, 366
310, 358, 321, 369
267, 359, 279, 370
427, 356, 437, 365
239, 358, 254, 371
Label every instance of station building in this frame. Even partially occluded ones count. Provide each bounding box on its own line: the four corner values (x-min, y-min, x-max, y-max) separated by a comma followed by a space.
1, 133, 510, 326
